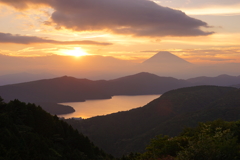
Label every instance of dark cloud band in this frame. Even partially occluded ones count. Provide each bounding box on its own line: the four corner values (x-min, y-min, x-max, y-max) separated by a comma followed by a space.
0, 32, 112, 45
0, 0, 214, 37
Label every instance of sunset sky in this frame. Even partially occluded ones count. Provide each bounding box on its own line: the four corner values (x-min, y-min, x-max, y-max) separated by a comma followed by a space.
0, 0, 240, 64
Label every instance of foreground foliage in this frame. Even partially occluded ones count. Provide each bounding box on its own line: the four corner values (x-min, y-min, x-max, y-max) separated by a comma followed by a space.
0, 97, 114, 160
125, 120, 240, 160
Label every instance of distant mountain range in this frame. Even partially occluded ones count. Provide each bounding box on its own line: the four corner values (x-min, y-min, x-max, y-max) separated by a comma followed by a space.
66, 86, 240, 157
1, 51, 240, 80
108, 72, 190, 95
187, 74, 240, 86
1, 72, 240, 115
1, 71, 240, 89
0, 72, 191, 114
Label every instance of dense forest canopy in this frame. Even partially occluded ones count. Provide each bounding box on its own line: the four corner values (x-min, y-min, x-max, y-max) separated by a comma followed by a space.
126, 120, 240, 160
0, 97, 114, 160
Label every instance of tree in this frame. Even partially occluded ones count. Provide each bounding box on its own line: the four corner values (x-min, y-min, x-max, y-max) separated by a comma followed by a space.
177, 123, 240, 160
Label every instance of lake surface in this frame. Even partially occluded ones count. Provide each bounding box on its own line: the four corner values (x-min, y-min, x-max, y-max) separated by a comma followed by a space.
59, 95, 161, 119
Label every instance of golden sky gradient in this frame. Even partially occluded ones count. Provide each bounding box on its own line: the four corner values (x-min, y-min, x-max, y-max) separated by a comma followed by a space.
0, 0, 240, 64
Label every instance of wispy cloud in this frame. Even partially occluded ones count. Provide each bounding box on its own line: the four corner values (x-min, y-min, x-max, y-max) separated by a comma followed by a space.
197, 57, 235, 62
151, 0, 240, 9
181, 5, 240, 16
0, 0, 214, 37
0, 32, 112, 45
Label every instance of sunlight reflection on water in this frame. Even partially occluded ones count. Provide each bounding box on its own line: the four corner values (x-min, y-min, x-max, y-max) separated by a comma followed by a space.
59, 95, 161, 119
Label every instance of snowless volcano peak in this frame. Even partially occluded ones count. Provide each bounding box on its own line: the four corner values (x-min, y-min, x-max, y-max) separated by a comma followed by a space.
143, 51, 191, 65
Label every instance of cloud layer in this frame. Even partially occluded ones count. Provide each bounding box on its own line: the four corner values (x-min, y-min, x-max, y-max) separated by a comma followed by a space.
0, 32, 112, 45
0, 0, 214, 37
152, 0, 240, 8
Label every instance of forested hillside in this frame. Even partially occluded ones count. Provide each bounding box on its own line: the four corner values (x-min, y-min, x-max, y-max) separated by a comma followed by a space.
1, 85, 240, 159
126, 120, 240, 160
0, 97, 114, 160
66, 86, 240, 157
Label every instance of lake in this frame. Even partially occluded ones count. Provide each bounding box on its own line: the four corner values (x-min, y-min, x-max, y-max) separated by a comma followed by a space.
59, 95, 161, 119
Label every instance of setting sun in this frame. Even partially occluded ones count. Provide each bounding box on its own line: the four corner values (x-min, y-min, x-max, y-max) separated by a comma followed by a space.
64, 47, 89, 57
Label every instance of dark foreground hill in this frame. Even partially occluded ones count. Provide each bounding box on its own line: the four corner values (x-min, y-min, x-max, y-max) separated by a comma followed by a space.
66, 86, 240, 157
0, 72, 191, 114
0, 98, 114, 160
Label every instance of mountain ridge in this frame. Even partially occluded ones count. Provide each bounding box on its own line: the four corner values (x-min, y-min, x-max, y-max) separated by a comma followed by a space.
0, 72, 56, 86
0, 72, 190, 103
187, 74, 240, 86
1, 72, 240, 115
0, 72, 191, 115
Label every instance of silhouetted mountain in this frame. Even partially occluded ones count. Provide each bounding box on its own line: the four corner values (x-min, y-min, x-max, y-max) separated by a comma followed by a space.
142, 51, 191, 65
139, 51, 195, 78
0, 98, 114, 159
0, 76, 110, 103
108, 72, 191, 95
66, 86, 240, 157
187, 74, 240, 86
0, 72, 192, 115
0, 72, 56, 86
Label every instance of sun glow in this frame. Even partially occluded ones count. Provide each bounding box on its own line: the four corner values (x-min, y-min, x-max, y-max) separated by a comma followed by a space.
64, 47, 89, 57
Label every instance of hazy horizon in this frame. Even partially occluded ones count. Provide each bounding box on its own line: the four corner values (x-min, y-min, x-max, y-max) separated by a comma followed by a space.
1, 52, 240, 84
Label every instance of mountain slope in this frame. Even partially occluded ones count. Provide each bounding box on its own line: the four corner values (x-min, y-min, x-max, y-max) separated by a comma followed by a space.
108, 72, 191, 95
0, 76, 110, 103
139, 51, 194, 78
187, 74, 240, 86
66, 86, 239, 157
0, 98, 114, 159
142, 51, 191, 65
124, 87, 240, 154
